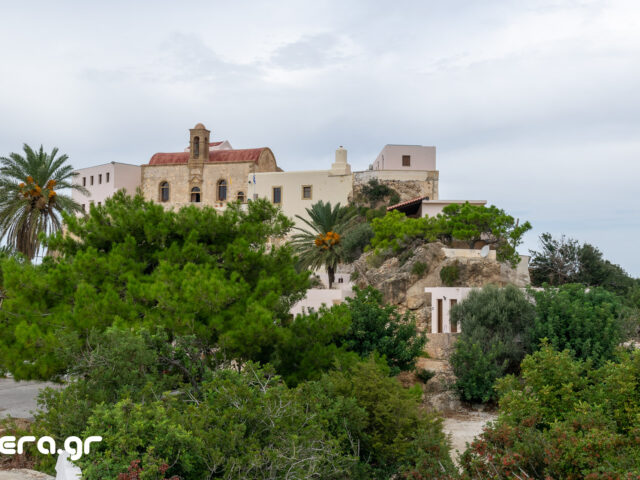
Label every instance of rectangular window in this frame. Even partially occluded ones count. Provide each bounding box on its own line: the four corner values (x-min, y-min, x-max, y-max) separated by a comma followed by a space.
106, 172, 110, 183
98, 201, 101, 206
98, 174, 102, 184
82, 177, 86, 187
302, 185, 312, 199
90, 176, 94, 185
450, 299, 458, 333
402, 155, 411, 167
272, 186, 282, 204
82, 204, 85, 212
437, 299, 443, 333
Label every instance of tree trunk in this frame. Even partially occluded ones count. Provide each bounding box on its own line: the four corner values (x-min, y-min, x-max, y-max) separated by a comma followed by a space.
327, 266, 335, 289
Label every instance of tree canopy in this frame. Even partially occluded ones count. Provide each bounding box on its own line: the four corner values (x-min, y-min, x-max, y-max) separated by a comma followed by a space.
529, 232, 637, 297
0, 192, 309, 379
290, 200, 358, 288
0, 144, 87, 259
369, 202, 531, 267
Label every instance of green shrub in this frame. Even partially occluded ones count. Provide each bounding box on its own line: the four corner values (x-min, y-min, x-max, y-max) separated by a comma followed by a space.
531, 284, 624, 365
411, 261, 428, 276
360, 178, 400, 207
342, 287, 427, 375
439, 262, 460, 286
369, 203, 531, 267
450, 339, 504, 403
76, 364, 355, 480
342, 221, 375, 263
449, 285, 536, 403
460, 345, 640, 478
367, 251, 387, 268
398, 249, 413, 265
310, 357, 456, 478
350, 270, 359, 281
415, 368, 436, 383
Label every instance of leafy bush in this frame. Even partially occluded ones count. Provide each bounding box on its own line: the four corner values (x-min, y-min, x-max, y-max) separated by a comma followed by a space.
531, 284, 625, 365
76, 364, 355, 480
399, 249, 414, 266
310, 357, 456, 479
415, 368, 436, 383
370, 210, 439, 253
450, 339, 505, 403
450, 285, 536, 403
360, 178, 401, 207
272, 305, 358, 386
439, 262, 460, 286
411, 261, 428, 276
342, 221, 374, 263
369, 203, 532, 267
272, 286, 427, 385
342, 287, 427, 375
460, 345, 640, 478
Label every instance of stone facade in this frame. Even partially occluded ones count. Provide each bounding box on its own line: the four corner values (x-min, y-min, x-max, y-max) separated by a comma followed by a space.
352, 170, 439, 204
141, 123, 278, 209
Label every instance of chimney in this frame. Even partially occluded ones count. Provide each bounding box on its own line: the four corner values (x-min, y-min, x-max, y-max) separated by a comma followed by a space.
330, 146, 351, 176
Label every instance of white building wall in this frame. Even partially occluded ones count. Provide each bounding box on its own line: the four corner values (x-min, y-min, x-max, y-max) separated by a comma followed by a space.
373, 145, 436, 171
73, 162, 141, 213
420, 200, 487, 218
114, 163, 142, 195
425, 287, 475, 333
250, 170, 353, 226
290, 287, 354, 316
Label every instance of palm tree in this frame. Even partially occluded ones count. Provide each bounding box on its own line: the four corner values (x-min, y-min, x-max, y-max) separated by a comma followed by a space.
0, 144, 87, 259
291, 200, 358, 288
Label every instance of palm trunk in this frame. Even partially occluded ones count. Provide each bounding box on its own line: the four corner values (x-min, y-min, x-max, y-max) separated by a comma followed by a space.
328, 266, 335, 289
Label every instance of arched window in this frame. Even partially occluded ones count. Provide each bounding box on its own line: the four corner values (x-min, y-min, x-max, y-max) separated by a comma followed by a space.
190, 186, 201, 203
159, 181, 170, 202
217, 180, 227, 201
236, 191, 245, 203
193, 136, 200, 157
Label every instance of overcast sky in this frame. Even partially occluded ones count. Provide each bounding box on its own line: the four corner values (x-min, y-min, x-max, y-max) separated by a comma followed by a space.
1, 0, 638, 275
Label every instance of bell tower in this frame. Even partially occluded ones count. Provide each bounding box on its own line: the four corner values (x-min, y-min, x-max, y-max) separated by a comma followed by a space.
188, 123, 210, 194
189, 123, 210, 165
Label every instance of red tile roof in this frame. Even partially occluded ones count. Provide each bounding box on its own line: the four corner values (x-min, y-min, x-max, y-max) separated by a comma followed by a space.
209, 141, 223, 147
387, 195, 430, 211
148, 148, 266, 166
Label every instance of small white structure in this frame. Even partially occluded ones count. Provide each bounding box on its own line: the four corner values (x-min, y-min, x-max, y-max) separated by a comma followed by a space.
250, 147, 353, 226
388, 197, 487, 218
424, 287, 474, 333
290, 287, 354, 316
372, 144, 436, 171
72, 162, 141, 213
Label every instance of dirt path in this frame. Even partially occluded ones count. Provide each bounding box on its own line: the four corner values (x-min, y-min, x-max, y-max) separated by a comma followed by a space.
442, 411, 497, 463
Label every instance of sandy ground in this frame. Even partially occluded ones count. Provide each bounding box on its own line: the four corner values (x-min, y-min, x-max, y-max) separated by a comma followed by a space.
0, 471, 53, 480
0, 380, 59, 479
0, 379, 60, 421
442, 411, 497, 463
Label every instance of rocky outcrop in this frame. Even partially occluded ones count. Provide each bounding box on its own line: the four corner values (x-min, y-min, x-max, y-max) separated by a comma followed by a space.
351, 241, 530, 340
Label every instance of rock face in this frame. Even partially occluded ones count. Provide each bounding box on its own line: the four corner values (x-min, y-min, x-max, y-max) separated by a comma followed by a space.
351, 241, 531, 356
